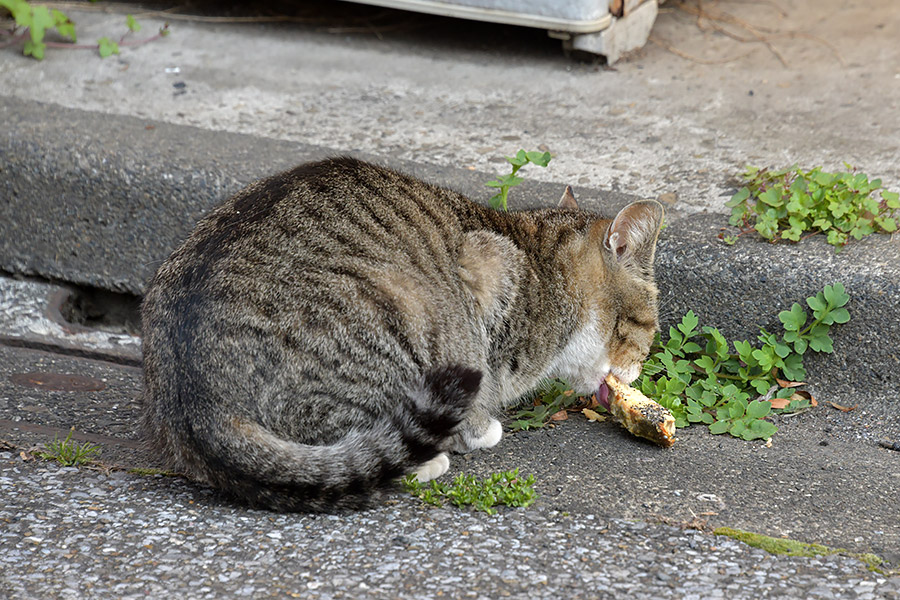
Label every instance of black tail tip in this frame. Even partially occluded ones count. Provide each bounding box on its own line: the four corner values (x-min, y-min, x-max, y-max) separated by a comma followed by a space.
425, 365, 482, 407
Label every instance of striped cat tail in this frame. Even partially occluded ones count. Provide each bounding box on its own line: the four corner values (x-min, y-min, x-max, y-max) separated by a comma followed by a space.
193, 366, 481, 512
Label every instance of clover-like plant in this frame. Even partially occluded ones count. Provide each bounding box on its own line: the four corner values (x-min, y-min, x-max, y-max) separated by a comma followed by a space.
638, 283, 850, 440
402, 469, 537, 515
1, 0, 167, 59
726, 165, 899, 251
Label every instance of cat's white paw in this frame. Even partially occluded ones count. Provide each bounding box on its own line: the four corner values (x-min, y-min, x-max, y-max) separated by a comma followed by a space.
471, 418, 503, 449
411, 452, 450, 483
446, 418, 503, 454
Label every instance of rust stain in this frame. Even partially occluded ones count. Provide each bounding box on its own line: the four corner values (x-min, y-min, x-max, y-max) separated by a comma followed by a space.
9, 372, 106, 392
0, 419, 142, 449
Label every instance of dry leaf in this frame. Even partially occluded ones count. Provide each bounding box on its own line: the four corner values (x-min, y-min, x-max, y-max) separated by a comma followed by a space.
773, 390, 817, 409
775, 377, 805, 388
828, 401, 857, 412
567, 394, 599, 412
582, 408, 607, 422
769, 396, 791, 409
792, 390, 817, 407
549, 410, 569, 421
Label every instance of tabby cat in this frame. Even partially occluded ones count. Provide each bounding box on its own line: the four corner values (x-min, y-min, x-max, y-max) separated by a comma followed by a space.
140, 157, 664, 511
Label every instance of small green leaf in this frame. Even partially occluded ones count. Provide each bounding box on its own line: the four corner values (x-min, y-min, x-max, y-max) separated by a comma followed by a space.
678, 310, 699, 337
23, 39, 45, 59
829, 307, 850, 324
826, 229, 847, 248
728, 403, 745, 420
694, 355, 716, 373
759, 188, 784, 208
709, 420, 730, 435
733, 339, 753, 361
726, 187, 750, 208
882, 190, 900, 209
876, 217, 897, 233
808, 333, 834, 353
51, 8, 76, 41
746, 419, 778, 440
778, 303, 807, 332
525, 151, 552, 167
774, 343, 791, 359
1, 0, 32, 26
826, 282, 850, 307
504, 150, 528, 167
495, 174, 523, 188
806, 295, 826, 312
126, 14, 141, 32
97, 36, 119, 58
751, 379, 771, 395
747, 400, 771, 419
29, 5, 54, 44
781, 353, 806, 381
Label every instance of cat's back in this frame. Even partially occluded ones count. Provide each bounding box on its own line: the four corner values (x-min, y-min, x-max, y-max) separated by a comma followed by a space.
142, 157, 494, 386
156, 158, 488, 297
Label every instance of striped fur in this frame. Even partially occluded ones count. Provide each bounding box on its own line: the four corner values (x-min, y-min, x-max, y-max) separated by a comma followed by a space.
140, 157, 663, 511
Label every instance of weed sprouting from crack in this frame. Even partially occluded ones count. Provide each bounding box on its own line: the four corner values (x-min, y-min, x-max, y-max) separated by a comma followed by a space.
38, 428, 101, 467
402, 469, 537, 515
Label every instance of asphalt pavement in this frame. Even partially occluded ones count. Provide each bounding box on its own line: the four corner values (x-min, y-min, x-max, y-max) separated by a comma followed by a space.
1, 0, 899, 597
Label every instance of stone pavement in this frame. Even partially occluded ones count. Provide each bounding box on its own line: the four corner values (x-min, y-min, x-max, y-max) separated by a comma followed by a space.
0, 275, 898, 597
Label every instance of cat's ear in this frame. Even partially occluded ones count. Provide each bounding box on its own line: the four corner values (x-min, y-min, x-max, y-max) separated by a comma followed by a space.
558, 186, 578, 210
602, 200, 664, 278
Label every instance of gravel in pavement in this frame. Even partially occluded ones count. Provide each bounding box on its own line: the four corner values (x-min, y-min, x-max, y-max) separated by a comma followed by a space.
1, 454, 897, 600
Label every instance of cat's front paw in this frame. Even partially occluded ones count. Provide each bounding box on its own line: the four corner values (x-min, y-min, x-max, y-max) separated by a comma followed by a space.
447, 418, 503, 454
411, 452, 450, 483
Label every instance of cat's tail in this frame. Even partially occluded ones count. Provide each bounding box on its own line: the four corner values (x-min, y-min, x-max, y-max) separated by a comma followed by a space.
188, 365, 481, 512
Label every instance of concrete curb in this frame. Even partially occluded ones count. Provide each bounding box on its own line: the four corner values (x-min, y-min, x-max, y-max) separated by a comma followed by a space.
2, 97, 898, 409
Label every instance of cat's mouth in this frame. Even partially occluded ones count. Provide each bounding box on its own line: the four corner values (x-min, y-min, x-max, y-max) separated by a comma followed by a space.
597, 381, 611, 411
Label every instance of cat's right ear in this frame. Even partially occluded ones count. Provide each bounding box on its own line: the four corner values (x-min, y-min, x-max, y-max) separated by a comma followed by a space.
602, 200, 664, 278
558, 186, 578, 210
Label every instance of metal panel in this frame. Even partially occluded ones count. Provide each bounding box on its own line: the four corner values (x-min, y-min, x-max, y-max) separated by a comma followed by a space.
345, 0, 614, 33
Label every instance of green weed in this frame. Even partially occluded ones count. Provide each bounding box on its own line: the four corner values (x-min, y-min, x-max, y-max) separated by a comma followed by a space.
38, 429, 101, 467
402, 469, 537, 515
510, 378, 581, 431
0, 0, 167, 60
485, 149, 552, 211
726, 165, 899, 251
639, 283, 850, 441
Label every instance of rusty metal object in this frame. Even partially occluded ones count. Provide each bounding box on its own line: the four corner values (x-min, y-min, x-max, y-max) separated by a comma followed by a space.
9, 372, 107, 392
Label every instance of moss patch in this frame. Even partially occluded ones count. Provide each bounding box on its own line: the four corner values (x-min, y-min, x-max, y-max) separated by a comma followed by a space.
126, 467, 179, 477
713, 527, 885, 572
